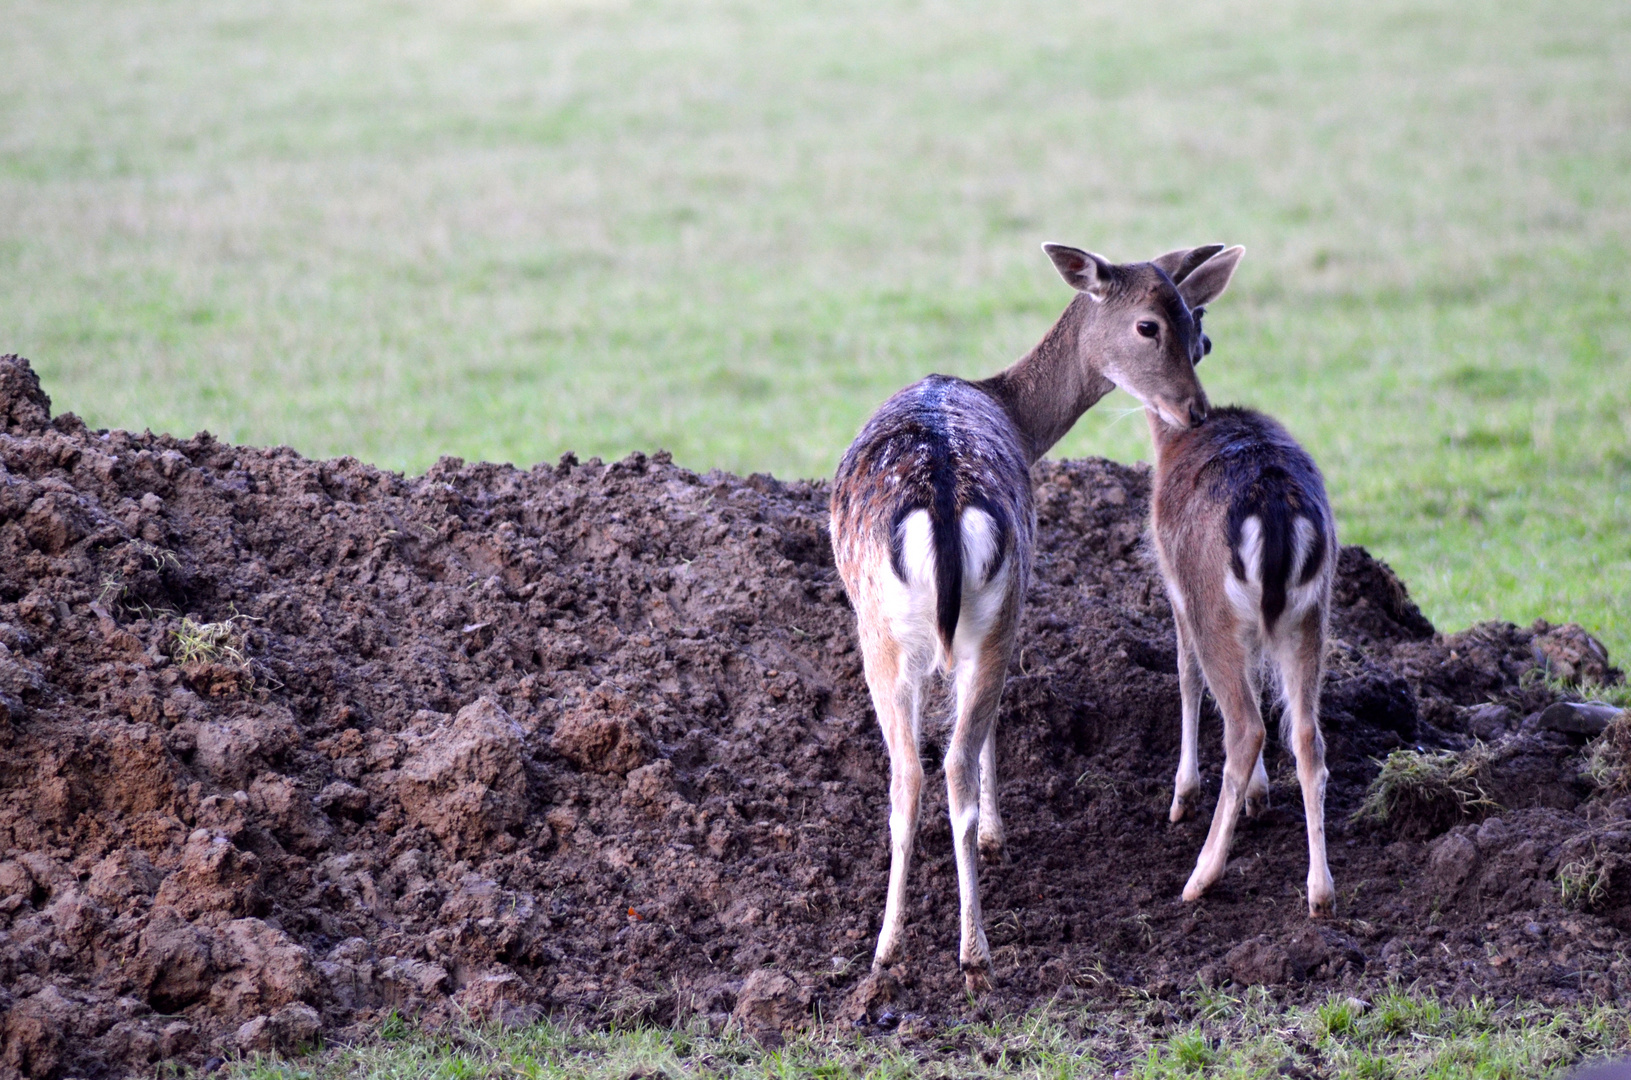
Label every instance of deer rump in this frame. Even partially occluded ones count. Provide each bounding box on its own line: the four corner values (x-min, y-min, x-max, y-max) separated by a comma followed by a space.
833, 376, 1034, 659
1190, 409, 1332, 635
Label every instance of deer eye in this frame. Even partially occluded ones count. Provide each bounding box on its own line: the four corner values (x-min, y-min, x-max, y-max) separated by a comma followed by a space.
1136, 321, 1159, 339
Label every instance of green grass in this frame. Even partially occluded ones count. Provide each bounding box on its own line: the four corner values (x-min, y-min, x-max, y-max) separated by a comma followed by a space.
216, 988, 1631, 1079
3, 0, 1629, 657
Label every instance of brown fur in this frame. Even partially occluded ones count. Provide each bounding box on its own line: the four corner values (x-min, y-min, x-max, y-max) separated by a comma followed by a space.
830, 244, 1245, 990
1147, 404, 1337, 916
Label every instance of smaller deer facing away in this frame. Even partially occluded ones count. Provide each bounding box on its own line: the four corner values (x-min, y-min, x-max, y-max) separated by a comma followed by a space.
1146, 389, 1337, 916
831, 242, 1244, 991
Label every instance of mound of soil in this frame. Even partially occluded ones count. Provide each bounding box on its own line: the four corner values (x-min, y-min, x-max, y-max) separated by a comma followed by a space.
0, 354, 1626, 1076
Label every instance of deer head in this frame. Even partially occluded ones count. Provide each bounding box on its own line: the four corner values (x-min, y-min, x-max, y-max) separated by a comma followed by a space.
1042, 242, 1244, 430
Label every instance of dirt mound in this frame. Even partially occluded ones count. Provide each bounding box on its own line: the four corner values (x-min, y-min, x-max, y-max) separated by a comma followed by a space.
0, 354, 1625, 1077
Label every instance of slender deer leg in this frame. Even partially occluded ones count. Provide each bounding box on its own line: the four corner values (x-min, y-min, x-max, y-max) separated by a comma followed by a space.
1170, 615, 1205, 822
1278, 614, 1334, 916
861, 638, 926, 971
946, 642, 1007, 993
977, 724, 1004, 862
1184, 633, 1265, 901
1242, 659, 1270, 818
1245, 750, 1271, 818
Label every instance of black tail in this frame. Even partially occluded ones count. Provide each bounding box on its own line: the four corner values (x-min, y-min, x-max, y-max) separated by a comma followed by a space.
886, 477, 965, 656
1228, 476, 1328, 634
931, 479, 962, 656
1257, 509, 1294, 632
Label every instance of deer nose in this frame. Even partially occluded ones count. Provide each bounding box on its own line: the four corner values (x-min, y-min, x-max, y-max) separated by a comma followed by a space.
1188, 400, 1209, 427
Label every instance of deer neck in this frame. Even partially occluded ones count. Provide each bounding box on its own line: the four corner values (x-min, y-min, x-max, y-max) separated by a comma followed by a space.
978, 295, 1116, 464
1144, 407, 1182, 467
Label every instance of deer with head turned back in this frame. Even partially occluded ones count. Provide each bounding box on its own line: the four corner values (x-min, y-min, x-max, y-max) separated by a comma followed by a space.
1144, 324, 1337, 915
830, 242, 1244, 991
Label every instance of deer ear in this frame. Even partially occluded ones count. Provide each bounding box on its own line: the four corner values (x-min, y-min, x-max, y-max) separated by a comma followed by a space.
1177, 245, 1245, 308
1152, 244, 1226, 284
1043, 243, 1114, 300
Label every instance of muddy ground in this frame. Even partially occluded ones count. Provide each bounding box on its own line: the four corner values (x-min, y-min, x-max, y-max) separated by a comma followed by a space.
0, 354, 1627, 1077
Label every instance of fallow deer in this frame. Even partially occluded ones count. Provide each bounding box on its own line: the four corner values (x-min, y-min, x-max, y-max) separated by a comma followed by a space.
1146, 395, 1337, 917
830, 242, 1245, 990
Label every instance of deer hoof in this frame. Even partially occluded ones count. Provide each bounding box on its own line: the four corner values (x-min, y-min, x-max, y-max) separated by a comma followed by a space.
978, 834, 1006, 865
1308, 883, 1336, 918
962, 964, 992, 995
1169, 796, 1194, 823
1243, 793, 1268, 819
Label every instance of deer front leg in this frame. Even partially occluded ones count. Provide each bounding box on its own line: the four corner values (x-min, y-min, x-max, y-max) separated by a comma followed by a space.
1184, 646, 1265, 901
1169, 620, 1204, 823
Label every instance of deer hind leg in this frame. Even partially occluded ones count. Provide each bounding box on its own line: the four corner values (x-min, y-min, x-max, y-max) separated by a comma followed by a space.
861, 634, 927, 972
1245, 730, 1271, 819
1184, 630, 1265, 902
945, 588, 1017, 994
977, 724, 1004, 863
945, 652, 1007, 993
1275, 611, 1334, 916
1170, 615, 1205, 823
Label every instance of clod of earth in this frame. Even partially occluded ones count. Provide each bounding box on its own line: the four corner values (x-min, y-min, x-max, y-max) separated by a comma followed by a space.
0, 354, 1626, 1077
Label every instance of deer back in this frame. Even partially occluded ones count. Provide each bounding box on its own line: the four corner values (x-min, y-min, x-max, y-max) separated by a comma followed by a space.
831, 375, 1035, 646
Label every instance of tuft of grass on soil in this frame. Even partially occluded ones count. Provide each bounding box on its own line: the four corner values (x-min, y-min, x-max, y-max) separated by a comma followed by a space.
169, 615, 254, 670
1585, 711, 1631, 798
1558, 849, 1614, 911
1354, 746, 1497, 836
215, 988, 1631, 1079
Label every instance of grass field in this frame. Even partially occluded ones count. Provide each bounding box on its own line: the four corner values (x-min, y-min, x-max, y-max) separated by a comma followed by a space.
224, 988, 1631, 1079
3, 3, 1628, 644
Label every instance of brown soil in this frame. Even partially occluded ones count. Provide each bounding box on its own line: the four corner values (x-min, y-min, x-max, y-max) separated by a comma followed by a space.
0, 354, 1626, 1077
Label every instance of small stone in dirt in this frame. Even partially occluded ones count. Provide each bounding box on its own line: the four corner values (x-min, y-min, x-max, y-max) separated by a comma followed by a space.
1541, 701, 1624, 737
454, 971, 541, 1029
315, 780, 370, 818
1, 986, 72, 1078
1428, 831, 1481, 896
1284, 928, 1334, 979
730, 969, 811, 1041
550, 695, 654, 776
234, 1002, 321, 1054
1532, 623, 1621, 686
1226, 936, 1292, 986
396, 697, 528, 856
1466, 702, 1516, 741
839, 970, 899, 1025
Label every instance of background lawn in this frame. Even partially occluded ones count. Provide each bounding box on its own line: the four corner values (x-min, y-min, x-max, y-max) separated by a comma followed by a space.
2, 0, 1628, 659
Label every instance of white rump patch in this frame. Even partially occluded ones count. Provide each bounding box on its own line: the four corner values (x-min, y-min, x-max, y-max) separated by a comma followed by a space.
879, 509, 942, 668
951, 508, 1012, 665
959, 507, 1000, 589
896, 509, 936, 585
1225, 514, 1264, 623
1288, 516, 1318, 582
1283, 516, 1326, 619
884, 507, 1017, 671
